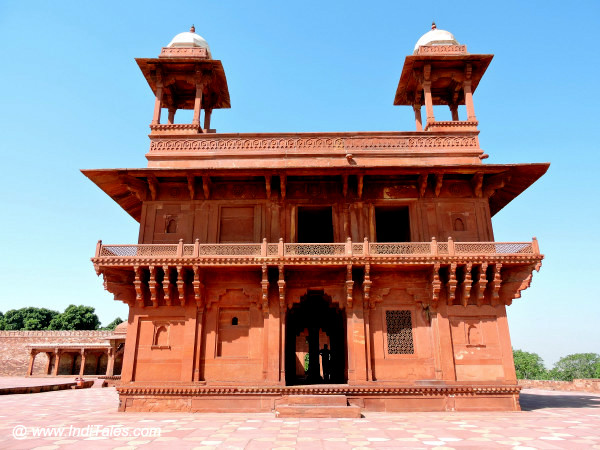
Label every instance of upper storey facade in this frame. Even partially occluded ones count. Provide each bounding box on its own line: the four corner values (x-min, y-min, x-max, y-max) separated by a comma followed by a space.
83, 24, 547, 248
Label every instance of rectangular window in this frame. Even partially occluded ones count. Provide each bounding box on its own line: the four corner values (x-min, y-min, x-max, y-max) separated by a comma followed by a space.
375, 206, 410, 242
386, 310, 414, 355
219, 206, 255, 243
297, 206, 334, 243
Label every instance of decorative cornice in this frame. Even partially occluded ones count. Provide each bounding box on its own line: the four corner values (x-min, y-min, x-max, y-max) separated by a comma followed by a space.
148, 135, 479, 153
117, 384, 520, 396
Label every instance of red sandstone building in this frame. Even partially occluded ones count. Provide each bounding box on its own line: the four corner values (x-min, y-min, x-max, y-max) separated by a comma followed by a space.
84, 25, 548, 414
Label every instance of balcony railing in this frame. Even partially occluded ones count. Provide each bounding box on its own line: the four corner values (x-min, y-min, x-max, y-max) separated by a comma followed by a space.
95, 237, 540, 260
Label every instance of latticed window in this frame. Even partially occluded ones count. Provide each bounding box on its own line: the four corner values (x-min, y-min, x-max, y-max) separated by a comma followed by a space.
386, 310, 414, 354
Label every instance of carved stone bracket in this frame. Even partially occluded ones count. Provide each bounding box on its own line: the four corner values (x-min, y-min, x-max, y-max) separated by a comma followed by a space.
176, 265, 185, 307
462, 262, 473, 307
489, 263, 502, 306
149, 265, 158, 307
357, 174, 364, 199
193, 266, 203, 308
434, 173, 444, 197
147, 175, 158, 201
278, 265, 286, 309
280, 175, 286, 200
362, 264, 372, 309
134, 265, 144, 307
471, 173, 483, 198
162, 266, 172, 306
447, 263, 458, 305
476, 263, 488, 306
345, 265, 354, 308
187, 175, 195, 200
261, 265, 269, 316
431, 263, 441, 305
202, 176, 211, 199
369, 287, 390, 310
418, 173, 428, 197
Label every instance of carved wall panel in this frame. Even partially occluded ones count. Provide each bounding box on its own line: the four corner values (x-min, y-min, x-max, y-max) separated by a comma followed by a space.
132, 317, 186, 382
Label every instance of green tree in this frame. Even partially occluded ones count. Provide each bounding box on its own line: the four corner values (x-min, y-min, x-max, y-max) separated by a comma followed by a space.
549, 353, 600, 381
49, 305, 100, 330
0, 311, 4, 330
103, 317, 124, 331
513, 349, 547, 380
0, 307, 59, 330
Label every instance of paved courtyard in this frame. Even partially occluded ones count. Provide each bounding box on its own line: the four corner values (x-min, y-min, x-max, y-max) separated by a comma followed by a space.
0, 386, 599, 449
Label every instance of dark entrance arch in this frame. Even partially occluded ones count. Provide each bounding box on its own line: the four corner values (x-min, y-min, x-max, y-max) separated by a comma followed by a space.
285, 290, 346, 385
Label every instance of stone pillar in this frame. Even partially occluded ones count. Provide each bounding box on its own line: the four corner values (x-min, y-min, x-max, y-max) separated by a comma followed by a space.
152, 85, 163, 125
203, 108, 212, 130
167, 107, 176, 124
79, 349, 86, 377
413, 104, 423, 131
449, 103, 459, 121
423, 82, 435, 125
52, 350, 61, 376
106, 348, 115, 376
27, 350, 37, 377
45, 352, 52, 375
463, 80, 477, 121
192, 82, 203, 126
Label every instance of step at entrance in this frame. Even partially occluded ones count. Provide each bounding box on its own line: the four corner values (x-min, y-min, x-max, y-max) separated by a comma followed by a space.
275, 395, 361, 418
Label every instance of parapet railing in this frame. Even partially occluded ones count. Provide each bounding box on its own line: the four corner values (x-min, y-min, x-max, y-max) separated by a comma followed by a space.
95, 238, 540, 259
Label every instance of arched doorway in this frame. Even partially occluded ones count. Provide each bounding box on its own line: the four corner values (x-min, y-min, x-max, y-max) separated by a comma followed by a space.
285, 290, 346, 385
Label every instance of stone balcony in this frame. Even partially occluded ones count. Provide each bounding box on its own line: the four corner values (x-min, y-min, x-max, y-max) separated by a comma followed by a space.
94, 238, 540, 265
93, 238, 542, 308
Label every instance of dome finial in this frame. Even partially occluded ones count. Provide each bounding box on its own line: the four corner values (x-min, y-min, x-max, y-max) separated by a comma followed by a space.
190, 24, 195, 33
431, 21, 437, 30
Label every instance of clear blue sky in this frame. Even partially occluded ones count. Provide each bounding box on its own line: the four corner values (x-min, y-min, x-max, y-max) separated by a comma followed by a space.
1, 0, 598, 367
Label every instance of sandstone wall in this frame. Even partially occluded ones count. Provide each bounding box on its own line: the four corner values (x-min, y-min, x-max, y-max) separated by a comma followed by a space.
0, 331, 112, 376
518, 379, 600, 394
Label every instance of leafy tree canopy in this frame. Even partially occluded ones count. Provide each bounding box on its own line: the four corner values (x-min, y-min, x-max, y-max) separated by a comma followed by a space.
48, 305, 100, 331
549, 353, 600, 381
513, 349, 548, 380
102, 317, 124, 331
0, 307, 59, 330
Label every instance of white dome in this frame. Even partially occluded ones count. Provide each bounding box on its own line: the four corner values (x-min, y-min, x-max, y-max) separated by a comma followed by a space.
414, 24, 459, 52
167, 26, 210, 51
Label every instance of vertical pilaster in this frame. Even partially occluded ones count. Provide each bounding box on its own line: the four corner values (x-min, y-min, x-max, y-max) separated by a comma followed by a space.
496, 305, 518, 383
278, 265, 286, 383
167, 107, 176, 124
423, 64, 435, 125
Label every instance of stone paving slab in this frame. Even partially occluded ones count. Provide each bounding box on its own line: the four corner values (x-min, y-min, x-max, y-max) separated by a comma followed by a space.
0, 387, 598, 449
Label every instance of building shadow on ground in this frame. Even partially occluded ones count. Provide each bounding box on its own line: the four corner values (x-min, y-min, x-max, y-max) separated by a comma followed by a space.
520, 392, 600, 411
